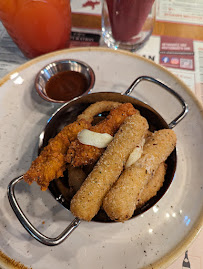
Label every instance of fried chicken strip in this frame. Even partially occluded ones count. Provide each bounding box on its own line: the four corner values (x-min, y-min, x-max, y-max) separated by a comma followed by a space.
66, 103, 138, 167
103, 129, 176, 222
23, 119, 91, 190
23, 101, 124, 190
70, 113, 149, 221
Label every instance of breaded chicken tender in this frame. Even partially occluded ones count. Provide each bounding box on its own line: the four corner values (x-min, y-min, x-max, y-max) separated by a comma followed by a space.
103, 129, 176, 222
70, 113, 149, 221
66, 103, 138, 167
23, 119, 91, 190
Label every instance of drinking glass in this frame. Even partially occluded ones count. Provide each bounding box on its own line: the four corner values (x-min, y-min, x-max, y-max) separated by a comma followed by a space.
0, 0, 71, 58
102, 0, 156, 51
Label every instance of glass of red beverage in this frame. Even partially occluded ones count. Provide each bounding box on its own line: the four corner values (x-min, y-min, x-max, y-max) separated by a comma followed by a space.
102, 0, 156, 51
0, 0, 71, 58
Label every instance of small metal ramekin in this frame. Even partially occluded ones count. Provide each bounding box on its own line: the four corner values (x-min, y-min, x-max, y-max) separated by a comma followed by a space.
35, 59, 95, 103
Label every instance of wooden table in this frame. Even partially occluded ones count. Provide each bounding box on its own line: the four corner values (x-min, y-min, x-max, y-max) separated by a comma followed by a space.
72, 12, 203, 41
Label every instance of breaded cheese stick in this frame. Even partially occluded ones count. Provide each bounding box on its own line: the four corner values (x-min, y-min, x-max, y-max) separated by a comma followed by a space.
137, 162, 166, 208
103, 129, 176, 222
70, 113, 149, 221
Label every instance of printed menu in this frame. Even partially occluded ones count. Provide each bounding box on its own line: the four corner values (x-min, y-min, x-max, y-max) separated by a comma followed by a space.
156, 0, 203, 25
137, 35, 203, 103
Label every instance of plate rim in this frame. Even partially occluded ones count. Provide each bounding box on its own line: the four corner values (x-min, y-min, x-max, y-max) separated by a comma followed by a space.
1, 47, 203, 114
0, 47, 202, 269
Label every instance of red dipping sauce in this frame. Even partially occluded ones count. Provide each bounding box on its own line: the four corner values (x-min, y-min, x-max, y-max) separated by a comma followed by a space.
106, 0, 155, 42
45, 71, 88, 102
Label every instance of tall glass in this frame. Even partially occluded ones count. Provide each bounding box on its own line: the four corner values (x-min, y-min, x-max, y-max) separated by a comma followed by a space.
102, 0, 156, 51
0, 0, 71, 58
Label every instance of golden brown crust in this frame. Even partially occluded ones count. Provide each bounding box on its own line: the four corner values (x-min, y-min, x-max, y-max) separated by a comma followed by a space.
136, 129, 176, 173
23, 101, 177, 224
23, 119, 91, 190
70, 113, 149, 221
0, 250, 31, 269
103, 166, 148, 222
23, 102, 137, 190
66, 103, 138, 167
77, 101, 121, 122
137, 162, 167, 208
103, 129, 176, 222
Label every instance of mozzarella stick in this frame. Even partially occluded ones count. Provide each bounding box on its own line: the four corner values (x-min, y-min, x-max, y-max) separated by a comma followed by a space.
103, 129, 176, 222
70, 113, 149, 221
137, 162, 166, 208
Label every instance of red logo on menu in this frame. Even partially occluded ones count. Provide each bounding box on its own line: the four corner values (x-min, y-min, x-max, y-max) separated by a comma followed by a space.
82, 1, 100, 9
170, 58, 179, 65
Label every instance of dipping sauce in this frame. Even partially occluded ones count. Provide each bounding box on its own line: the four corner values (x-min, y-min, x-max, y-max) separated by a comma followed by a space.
45, 70, 88, 102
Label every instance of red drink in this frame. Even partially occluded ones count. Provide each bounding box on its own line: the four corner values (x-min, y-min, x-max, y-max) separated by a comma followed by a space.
0, 0, 71, 58
106, 0, 155, 42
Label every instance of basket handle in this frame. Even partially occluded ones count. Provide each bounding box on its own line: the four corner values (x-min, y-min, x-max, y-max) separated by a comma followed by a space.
7, 175, 80, 246
124, 76, 188, 129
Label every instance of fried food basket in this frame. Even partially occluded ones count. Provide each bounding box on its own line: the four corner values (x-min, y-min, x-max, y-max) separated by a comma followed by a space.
7, 76, 188, 246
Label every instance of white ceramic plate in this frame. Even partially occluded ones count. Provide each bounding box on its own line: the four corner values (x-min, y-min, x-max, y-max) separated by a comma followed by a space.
0, 48, 202, 269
